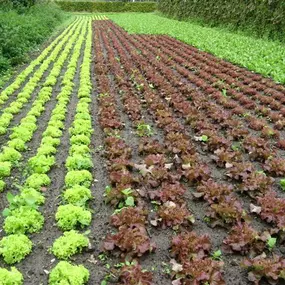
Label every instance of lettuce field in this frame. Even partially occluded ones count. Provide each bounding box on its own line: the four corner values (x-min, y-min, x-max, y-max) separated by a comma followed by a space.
0, 15, 285, 285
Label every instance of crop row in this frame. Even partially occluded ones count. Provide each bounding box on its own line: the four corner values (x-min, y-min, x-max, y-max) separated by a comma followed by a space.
0, 18, 79, 107
0, 18, 85, 195
96, 20, 227, 284
49, 17, 93, 284
0, 18, 91, 283
93, 20, 285, 284
0, 18, 81, 136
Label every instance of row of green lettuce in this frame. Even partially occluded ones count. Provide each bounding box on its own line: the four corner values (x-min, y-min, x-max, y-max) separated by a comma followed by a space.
0, 17, 91, 284
109, 13, 285, 84
0, 3, 68, 82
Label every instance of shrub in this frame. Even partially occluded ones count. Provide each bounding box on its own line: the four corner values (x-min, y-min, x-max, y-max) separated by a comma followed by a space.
0, 3, 67, 75
157, 0, 285, 42
55, 2, 157, 13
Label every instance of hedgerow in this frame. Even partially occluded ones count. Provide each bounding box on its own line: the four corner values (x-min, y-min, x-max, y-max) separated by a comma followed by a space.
0, 3, 68, 76
55, 1, 156, 13
157, 0, 285, 42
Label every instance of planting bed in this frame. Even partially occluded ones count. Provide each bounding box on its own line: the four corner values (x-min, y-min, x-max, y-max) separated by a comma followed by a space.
0, 15, 285, 285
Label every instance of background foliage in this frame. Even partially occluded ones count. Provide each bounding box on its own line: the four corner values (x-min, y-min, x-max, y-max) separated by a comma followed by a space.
157, 0, 285, 42
0, 2, 67, 75
56, 1, 157, 12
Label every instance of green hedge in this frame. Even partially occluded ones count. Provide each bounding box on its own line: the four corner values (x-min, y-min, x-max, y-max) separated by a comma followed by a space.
0, 3, 67, 75
158, 0, 285, 42
56, 2, 157, 13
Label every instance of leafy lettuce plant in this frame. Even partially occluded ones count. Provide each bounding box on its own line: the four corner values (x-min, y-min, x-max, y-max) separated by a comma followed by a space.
55, 204, 91, 231
171, 231, 211, 264
105, 186, 137, 208
65, 170, 92, 188
66, 154, 93, 171
25, 173, 51, 190
0, 147, 21, 165
0, 234, 32, 264
239, 172, 274, 198
51, 230, 89, 259
118, 262, 153, 285
194, 180, 232, 204
174, 258, 225, 284
69, 145, 90, 156
207, 196, 248, 227
4, 190, 44, 215
70, 135, 91, 146
63, 185, 91, 206
157, 202, 194, 229
0, 161, 11, 178
41, 136, 60, 147
49, 261, 89, 285
37, 145, 57, 156
223, 222, 266, 255
4, 206, 44, 234
242, 254, 285, 285
110, 207, 147, 228
8, 139, 26, 152
103, 224, 156, 257
0, 267, 23, 284
28, 155, 55, 174
256, 192, 285, 230
280, 179, 285, 191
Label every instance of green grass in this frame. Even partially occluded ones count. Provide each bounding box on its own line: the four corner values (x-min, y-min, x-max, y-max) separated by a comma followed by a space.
109, 13, 285, 84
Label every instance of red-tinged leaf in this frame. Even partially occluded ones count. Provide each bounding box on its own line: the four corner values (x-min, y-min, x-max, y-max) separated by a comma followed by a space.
223, 222, 266, 255
103, 224, 155, 257
171, 231, 211, 263
157, 202, 193, 229
242, 254, 285, 284
118, 263, 153, 285
110, 207, 147, 228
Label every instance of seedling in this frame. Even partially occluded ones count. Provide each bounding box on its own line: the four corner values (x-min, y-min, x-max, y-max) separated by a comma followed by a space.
105, 129, 121, 139
118, 188, 135, 208
222, 89, 227, 97
267, 236, 277, 251
135, 83, 144, 91
98, 93, 109, 98
161, 262, 171, 274
231, 143, 241, 151
194, 135, 208, 142
211, 249, 222, 260
201, 135, 208, 142
98, 253, 108, 262
137, 122, 153, 137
